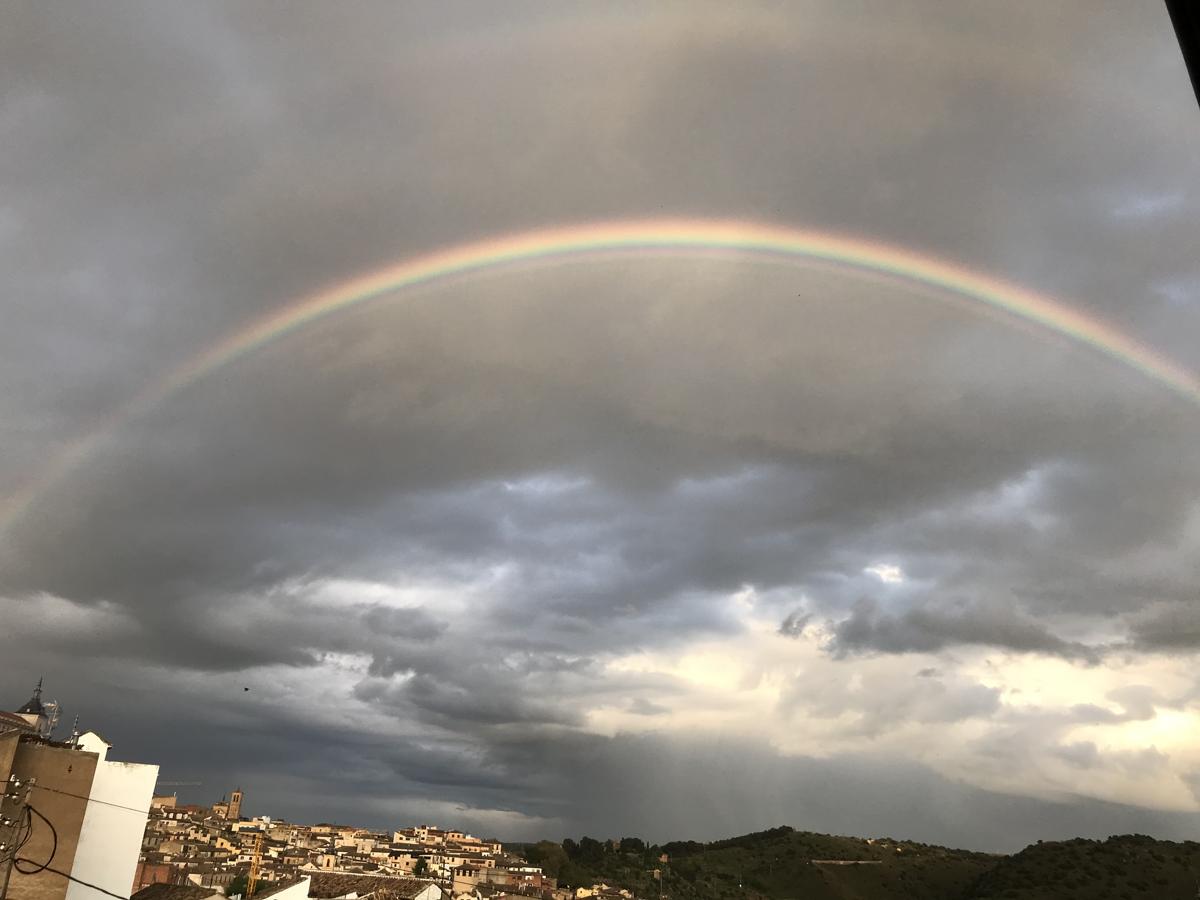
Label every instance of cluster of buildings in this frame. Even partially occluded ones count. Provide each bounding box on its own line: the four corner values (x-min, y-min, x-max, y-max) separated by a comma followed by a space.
140, 798, 571, 900
2, 681, 640, 900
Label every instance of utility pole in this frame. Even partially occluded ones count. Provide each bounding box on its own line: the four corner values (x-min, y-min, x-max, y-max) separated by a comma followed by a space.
0, 774, 36, 900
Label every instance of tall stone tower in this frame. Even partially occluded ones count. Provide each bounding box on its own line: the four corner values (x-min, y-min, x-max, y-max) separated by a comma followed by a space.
228, 787, 243, 820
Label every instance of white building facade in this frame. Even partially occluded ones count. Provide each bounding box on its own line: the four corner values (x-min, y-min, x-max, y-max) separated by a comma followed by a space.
65, 732, 159, 900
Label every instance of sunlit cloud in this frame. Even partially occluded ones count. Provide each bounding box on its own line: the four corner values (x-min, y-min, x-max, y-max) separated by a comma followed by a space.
865, 563, 905, 584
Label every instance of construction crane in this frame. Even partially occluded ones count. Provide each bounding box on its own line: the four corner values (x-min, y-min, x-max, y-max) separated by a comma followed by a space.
154, 780, 202, 798
247, 830, 264, 899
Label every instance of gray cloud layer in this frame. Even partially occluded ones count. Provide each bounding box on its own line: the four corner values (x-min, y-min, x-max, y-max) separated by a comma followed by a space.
2, 0, 1199, 849
825, 598, 1104, 662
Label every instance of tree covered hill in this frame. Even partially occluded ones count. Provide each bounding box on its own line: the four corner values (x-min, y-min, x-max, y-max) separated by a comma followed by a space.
521, 826, 995, 900
965, 834, 1200, 899
517, 827, 1200, 900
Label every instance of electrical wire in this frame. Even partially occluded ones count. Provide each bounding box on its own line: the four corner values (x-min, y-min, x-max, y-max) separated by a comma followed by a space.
31, 783, 233, 839
11, 806, 35, 859
10, 788, 253, 899
30, 784, 237, 841
21, 863, 129, 900
0, 804, 32, 865
11, 803, 130, 899
30, 784, 151, 816
13, 804, 57, 875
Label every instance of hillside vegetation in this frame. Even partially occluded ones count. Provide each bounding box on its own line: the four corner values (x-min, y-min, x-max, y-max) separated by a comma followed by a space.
966, 834, 1200, 899
520, 827, 1200, 900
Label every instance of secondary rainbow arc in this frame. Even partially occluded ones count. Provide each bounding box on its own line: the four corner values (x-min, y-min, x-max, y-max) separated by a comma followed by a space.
3, 217, 1197, 539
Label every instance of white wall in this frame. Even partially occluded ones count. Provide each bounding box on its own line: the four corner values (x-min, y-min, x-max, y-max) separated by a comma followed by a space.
263, 876, 310, 900
65, 754, 159, 900
76, 732, 109, 761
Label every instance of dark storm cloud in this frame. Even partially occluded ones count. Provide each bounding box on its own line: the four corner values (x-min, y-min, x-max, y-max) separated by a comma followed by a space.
185, 720, 1200, 851
778, 610, 811, 638
2, 0, 1200, 848
360, 675, 586, 729
1126, 602, 1200, 652
504, 730, 1200, 852
824, 598, 1104, 663
14, 654, 1196, 852
2, 589, 451, 674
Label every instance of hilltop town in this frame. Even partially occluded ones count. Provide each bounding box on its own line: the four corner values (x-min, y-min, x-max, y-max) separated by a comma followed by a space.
140, 793, 578, 900
1, 681, 637, 900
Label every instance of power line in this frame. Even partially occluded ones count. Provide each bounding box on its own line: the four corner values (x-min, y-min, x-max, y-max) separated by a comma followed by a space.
20, 864, 128, 900
17, 809, 34, 856
24, 784, 243, 864
12, 804, 128, 899
0, 775, 38, 900
32, 785, 237, 840
13, 805, 57, 876
29, 784, 150, 816
2, 807, 34, 864
10, 788, 253, 900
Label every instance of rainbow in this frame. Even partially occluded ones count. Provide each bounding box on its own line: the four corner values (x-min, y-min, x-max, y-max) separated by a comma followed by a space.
3, 217, 1198, 538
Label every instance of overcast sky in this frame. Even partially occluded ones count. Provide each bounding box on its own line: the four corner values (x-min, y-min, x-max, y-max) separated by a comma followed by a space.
3, 2, 1200, 853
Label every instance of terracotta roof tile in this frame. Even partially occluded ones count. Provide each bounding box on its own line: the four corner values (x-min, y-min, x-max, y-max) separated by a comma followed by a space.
253, 876, 310, 900
130, 884, 221, 900
0, 711, 34, 733
309, 873, 437, 900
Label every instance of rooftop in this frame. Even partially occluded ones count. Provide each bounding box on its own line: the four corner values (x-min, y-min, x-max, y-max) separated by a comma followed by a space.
130, 884, 221, 900
0, 711, 35, 734
309, 873, 436, 900
15, 680, 45, 716
254, 876, 310, 900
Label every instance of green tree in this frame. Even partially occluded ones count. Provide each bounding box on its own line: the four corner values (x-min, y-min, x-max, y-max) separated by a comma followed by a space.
525, 841, 569, 878
414, 859, 430, 877
559, 861, 590, 888
578, 837, 606, 861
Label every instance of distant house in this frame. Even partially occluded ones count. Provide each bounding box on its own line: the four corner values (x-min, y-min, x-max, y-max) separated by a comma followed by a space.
131, 861, 175, 893
283, 849, 311, 867
451, 866, 486, 894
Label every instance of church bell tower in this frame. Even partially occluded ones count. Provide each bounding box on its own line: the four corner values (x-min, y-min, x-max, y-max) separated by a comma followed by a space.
15, 678, 60, 738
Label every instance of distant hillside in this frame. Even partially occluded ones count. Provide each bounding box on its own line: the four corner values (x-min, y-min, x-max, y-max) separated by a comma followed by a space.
521, 827, 1200, 900
523, 825, 996, 900
965, 834, 1200, 899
